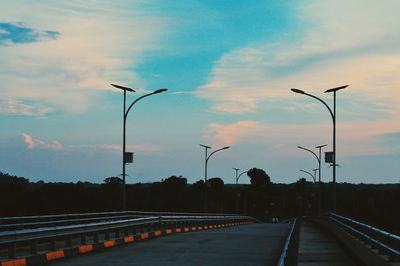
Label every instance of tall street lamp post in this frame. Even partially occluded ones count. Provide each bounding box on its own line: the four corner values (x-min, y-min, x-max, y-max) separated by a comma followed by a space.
112, 84, 167, 211
200, 144, 230, 212
291, 85, 348, 211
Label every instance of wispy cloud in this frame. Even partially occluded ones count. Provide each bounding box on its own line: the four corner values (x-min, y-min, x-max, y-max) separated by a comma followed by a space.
0, 22, 59, 46
0, 1, 169, 115
196, 0, 400, 116
21, 133, 63, 150
204, 121, 266, 146
20, 133, 163, 154
0, 99, 53, 117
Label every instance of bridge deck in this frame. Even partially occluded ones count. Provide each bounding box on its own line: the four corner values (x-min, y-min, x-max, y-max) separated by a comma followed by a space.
52, 223, 289, 266
298, 220, 358, 266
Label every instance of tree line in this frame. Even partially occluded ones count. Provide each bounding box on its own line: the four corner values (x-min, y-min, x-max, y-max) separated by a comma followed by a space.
0, 170, 399, 234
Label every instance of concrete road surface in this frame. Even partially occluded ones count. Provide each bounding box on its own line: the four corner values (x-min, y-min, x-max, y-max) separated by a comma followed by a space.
53, 223, 290, 266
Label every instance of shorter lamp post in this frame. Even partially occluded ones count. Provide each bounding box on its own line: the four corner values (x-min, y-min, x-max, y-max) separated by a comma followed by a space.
200, 144, 230, 212
236, 170, 249, 184
234, 169, 249, 213
233, 168, 240, 184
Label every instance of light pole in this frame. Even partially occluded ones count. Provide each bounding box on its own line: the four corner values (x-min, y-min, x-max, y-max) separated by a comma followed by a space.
233, 168, 240, 184
316, 144, 327, 182
298, 145, 326, 182
200, 144, 230, 212
236, 170, 248, 185
112, 84, 167, 211
300, 169, 316, 182
291, 85, 348, 211
312, 168, 318, 181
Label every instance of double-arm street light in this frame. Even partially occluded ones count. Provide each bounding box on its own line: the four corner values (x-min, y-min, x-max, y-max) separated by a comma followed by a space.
112, 84, 167, 211
200, 144, 230, 211
298, 145, 327, 182
291, 85, 348, 211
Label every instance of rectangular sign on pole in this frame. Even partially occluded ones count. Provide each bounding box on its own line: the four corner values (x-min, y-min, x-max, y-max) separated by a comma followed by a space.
325, 152, 333, 163
124, 152, 133, 163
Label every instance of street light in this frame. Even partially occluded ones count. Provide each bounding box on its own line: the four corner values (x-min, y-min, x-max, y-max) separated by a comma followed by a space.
291, 85, 348, 211
200, 144, 230, 212
236, 170, 248, 185
233, 168, 249, 185
297, 145, 326, 182
300, 169, 316, 182
112, 84, 167, 211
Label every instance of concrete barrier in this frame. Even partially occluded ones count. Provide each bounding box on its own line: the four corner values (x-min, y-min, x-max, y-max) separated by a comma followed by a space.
311, 218, 393, 266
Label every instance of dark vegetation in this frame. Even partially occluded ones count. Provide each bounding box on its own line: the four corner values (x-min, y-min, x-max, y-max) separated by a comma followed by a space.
0, 170, 399, 234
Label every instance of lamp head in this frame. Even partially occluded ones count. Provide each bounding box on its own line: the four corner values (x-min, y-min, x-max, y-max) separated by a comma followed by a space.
222, 146, 230, 150
316, 144, 327, 148
291, 88, 305, 94
154, 88, 168, 94
111, 84, 135, 92
325, 85, 348, 93
200, 144, 212, 149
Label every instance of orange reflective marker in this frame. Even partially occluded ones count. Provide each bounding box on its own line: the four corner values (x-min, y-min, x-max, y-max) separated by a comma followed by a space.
1, 258, 27, 266
176, 228, 182, 233
204, 226, 208, 230
184, 228, 189, 232
154, 230, 162, 236
191, 227, 196, 231
198, 226, 202, 230
104, 240, 116, 247
141, 233, 149, 239
124, 236, 134, 243
46, 250, 64, 261
79, 245, 93, 253
166, 229, 172, 234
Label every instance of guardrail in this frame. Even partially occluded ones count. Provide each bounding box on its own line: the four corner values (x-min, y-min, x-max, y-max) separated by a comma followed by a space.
0, 211, 240, 231
0, 212, 256, 262
276, 217, 302, 266
324, 212, 400, 262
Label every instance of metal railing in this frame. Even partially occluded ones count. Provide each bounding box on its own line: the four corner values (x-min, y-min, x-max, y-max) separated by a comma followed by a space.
325, 212, 400, 261
276, 217, 301, 266
0, 212, 256, 260
0, 210, 240, 231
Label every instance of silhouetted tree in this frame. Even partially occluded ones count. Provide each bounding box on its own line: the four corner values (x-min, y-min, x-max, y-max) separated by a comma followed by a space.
208, 177, 224, 190
247, 168, 271, 188
103, 177, 123, 185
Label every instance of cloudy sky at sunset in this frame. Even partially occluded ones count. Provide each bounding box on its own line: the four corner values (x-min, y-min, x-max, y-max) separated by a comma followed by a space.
1, 0, 399, 184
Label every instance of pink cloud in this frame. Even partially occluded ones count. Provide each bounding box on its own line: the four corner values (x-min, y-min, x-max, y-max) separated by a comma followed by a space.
21, 133, 63, 150
204, 121, 266, 146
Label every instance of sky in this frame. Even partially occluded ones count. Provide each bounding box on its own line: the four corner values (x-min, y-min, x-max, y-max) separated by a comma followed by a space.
1, 0, 399, 184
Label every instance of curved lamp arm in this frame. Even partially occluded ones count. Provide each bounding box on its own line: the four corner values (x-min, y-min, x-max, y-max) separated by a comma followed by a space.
206, 146, 230, 163
304, 92, 334, 123
298, 146, 320, 164
237, 170, 248, 183
291, 88, 334, 122
125, 89, 167, 119
300, 169, 316, 182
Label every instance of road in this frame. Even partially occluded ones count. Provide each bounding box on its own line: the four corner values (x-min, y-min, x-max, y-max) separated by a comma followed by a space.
53, 223, 290, 266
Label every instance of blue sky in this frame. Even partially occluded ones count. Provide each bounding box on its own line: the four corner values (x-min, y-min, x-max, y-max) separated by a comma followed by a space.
1, 0, 399, 184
